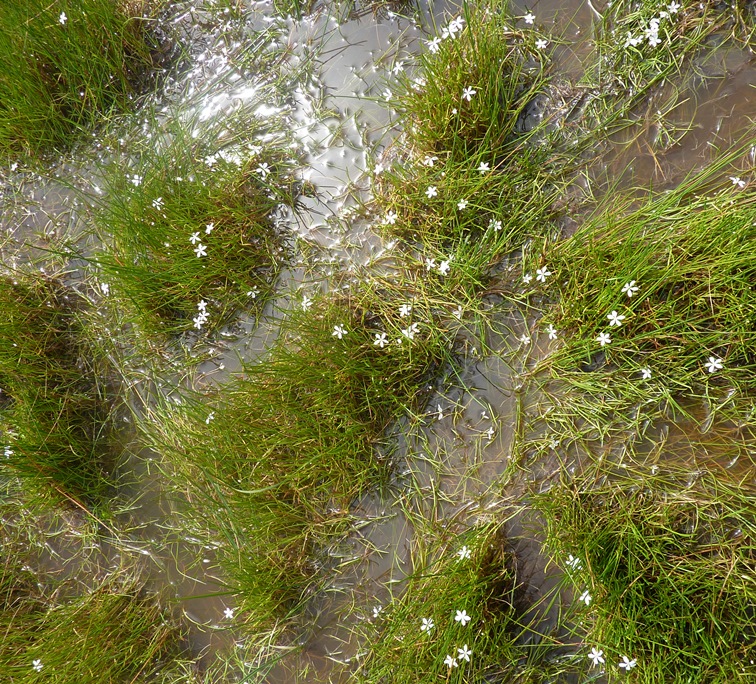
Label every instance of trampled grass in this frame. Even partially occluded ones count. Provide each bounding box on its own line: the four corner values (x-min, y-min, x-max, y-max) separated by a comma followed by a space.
93, 121, 296, 339
0, 0, 160, 161
0, 273, 114, 507
534, 470, 756, 682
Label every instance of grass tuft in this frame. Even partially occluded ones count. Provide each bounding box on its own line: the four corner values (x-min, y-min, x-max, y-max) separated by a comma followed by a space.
0, 273, 113, 506
0, 0, 160, 160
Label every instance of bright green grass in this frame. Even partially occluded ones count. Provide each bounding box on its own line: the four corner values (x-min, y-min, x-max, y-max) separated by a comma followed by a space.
355, 522, 568, 682
0, 578, 181, 682
519, 171, 756, 447
145, 288, 454, 631
93, 122, 296, 339
0, 273, 114, 506
534, 469, 756, 683
0, 0, 159, 161
376, 1, 562, 255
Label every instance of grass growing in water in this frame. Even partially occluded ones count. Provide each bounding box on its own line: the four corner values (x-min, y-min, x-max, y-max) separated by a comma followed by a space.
0, 577, 181, 682
376, 2, 562, 257
535, 470, 756, 682
0, 0, 159, 160
520, 172, 756, 447
356, 522, 565, 682
145, 289, 453, 631
0, 273, 114, 507
94, 123, 296, 338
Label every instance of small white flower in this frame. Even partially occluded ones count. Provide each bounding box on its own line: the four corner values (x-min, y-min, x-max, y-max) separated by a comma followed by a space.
301, 295, 312, 311
452, 306, 463, 319
425, 257, 436, 271
621, 281, 639, 297
730, 176, 746, 188
32, 659, 43, 672
99, 282, 109, 296
588, 647, 605, 666
401, 323, 420, 340
523, 273, 533, 284
399, 303, 412, 318
454, 609, 471, 626
647, 33, 662, 48
457, 198, 468, 210
705, 356, 723, 373
392, 60, 404, 75
566, 554, 582, 570
619, 655, 637, 670
625, 32, 642, 48
189, 232, 201, 244
519, 334, 531, 344
205, 411, 215, 424
374, 332, 388, 348
535, 38, 549, 50
546, 324, 558, 340
641, 368, 652, 380
420, 617, 434, 632
332, 325, 348, 339
444, 654, 458, 668
224, 607, 235, 619
579, 590, 592, 606
205, 222, 215, 234
457, 644, 472, 662
425, 185, 438, 198
596, 332, 612, 347
194, 243, 207, 258
607, 310, 626, 327
422, 155, 439, 167
426, 37, 442, 53
489, 218, 502, 231
448, 16, 465, 36
477, 161, 490, 174
383, 210, 398, 225
372, 605, 383, 619
457, 545, 471, 560
374, 163, 385, 175
535, 267, 551, 283
256, 163, 270, 178
438, 259, 451, 276
152, 196, 164, 210
523, 12, 535, 24
668, 1, 680, 13
462, 86, 477, 102
59, 11, 67, 25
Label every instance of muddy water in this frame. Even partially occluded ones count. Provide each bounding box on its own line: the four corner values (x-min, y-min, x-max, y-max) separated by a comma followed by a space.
3, 0, 756, 680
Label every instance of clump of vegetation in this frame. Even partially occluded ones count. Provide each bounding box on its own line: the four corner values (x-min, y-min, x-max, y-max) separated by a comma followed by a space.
0, 577, 181, 682
373, 2, 563, 286
535, 471, 756, 683
145, 289, 453, 630
0, 273, 113, 506
94, 125, 295, 338
0, 0, 160, 160
356, 522, 564, 682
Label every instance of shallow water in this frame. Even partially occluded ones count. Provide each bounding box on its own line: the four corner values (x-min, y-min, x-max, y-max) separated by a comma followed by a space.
3, 0, 756, 680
